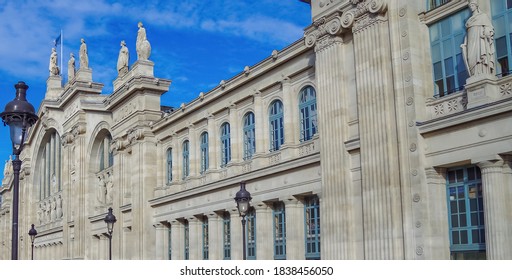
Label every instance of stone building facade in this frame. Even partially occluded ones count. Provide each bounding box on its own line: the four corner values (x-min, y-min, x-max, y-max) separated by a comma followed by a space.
1, 0, 511, 260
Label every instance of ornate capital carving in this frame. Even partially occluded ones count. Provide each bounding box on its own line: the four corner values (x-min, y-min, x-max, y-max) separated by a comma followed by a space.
305, 13, 346, 50
341, 0, 388, 32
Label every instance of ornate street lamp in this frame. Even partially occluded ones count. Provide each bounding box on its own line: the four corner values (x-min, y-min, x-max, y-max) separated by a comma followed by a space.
234, 181, 251, 260
104, 207, 117, 260
28, 224, 37, 260
0, 81, 38, 260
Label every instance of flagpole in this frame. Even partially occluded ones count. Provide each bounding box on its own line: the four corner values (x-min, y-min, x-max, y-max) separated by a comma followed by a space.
60, 29, 63, 80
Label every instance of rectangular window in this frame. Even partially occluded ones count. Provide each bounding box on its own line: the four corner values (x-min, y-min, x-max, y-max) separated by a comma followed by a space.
429, 9, 470, 97
427, 0, 451, 11
273, 202, 286, 260
305, 195, 321, 260
184, 220, 189, 260
223, 212, 231, 260
168, 227, 172, 260
446, 166, 486, 260
202, 217, 209, 260
247, 209, 256, 259
492, 0, 512, 77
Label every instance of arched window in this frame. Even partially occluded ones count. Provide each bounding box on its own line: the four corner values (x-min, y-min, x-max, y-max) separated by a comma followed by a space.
243, 112, 256, 160
200, 132, 209, 174
182, 140, 190, 179
269, 100, 284, 152
166, 148, 173, 185
38, 131, 62, 200
98, 134, 113, 172
299, 86, 317, 142
220, 123, 231, 167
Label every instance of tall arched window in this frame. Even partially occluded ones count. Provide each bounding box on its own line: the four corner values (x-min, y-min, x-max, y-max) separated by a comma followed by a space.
166, 148, 173, 185
38, 130, 62, 200
200, 132, 209, 174
269, 100, 284, 152
182, 140, 190, 179
220, 123, 231, 167
299, 86, 317, 142
98, 134, 113, 172
243, 112, 256, 160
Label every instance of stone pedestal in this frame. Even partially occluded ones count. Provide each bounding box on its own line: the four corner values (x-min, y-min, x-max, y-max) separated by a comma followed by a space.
465, 75, 499, 109
113, 60, 154, 91
46, 75, 63, 99
75, 68, 93, 82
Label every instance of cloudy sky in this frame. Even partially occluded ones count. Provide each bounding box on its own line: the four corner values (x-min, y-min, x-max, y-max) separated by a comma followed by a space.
0, 0, 311, 164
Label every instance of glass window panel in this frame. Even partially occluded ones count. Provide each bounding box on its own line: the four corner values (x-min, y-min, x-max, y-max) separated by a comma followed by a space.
441, 19, 452, 37
457, 186, 465, 198
443, 40, 453, 59
454, 34, 464, 51
460, 214, 467, 227
433, 61, 443, 80
481, 229, 486, 243
494, 17, 506, 38
468, 167, 475, 180
496, 36, 508, 58
446, 76, 455, 92
451, 214, 459, 227
444, 57, 454, 75
460, 230, 468, 244
471, 213, 478, 225
492, 0, 505, 15
448, 171, 455, 184
458, 200, 466, 213
456, 170, 463, 182
452, 231, 460, 244
470, 199, 477, 211
450, 201, 457, 213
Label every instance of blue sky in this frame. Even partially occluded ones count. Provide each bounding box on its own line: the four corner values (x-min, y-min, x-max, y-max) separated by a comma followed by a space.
0, 0, 312, 165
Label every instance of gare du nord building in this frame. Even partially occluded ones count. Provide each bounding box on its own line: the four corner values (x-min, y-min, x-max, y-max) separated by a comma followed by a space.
1, 0, 512, 260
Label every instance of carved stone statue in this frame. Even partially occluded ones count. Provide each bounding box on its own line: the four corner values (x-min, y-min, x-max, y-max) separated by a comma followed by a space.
45, 201, 51, 223
68, 53, 76, 81
461, 0, 495, 77
56, 195, 63, 219
51, 197, 57, 222
3, 156, 12, 177
79, 38, 89, 69
37, 203, 43, 225
49, 47, 60, 76
117, 40, 129, 75
106, 172, 114, 204
136, 22, 151, 60
97, 175, 106, 204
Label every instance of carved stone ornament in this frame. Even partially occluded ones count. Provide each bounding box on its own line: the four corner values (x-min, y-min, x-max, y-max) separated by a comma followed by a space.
341, 0, 388, 32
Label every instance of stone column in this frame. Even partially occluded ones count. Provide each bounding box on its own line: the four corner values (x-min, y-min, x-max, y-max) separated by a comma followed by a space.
283, 198, 305, 260
344, 1, 403, 259
187, 216, 201, 260
154, 223, 168, 260
170, 220, 183, 260
207, 212, 222, 260
424, 167, 450, 259
254, 202, 273, 260
188, 126, 198, 177
477, 160, 512, 259
304, 11, 360, 259
229, 209, 243, 260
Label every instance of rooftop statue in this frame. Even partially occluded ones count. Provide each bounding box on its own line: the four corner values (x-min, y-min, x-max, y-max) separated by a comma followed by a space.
136, 22, 151, 60
68, 53, 76, 81
117, 40, 129, 75
79, 38, 89, 69
49, 47, 60, 76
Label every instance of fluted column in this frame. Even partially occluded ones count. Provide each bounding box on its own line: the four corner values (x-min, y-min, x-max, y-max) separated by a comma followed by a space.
477, 160, 512, 259
254, 202, 272, 260
229, 209, 242, 260
154, 223, 168, 260
345, 1, 403, 259
207, 212, 222, 260
170, 220, 183, 260
283, 198, 305, 260
304, 13, 357, 258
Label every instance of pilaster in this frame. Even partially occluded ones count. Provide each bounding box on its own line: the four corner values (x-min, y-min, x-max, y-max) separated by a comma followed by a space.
170, 220, 183, 260
228, 209, 242, 260
229, 105, 241, 163
254, 202, 272, 260
187, 216, 201, 260
253, 91, 266, 156
424, 167, 450, 259
206, 212, 222, 260
154, 223, 168, 260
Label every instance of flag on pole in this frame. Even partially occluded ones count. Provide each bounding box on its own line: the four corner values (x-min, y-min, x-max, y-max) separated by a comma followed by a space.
54, 34, 61, 47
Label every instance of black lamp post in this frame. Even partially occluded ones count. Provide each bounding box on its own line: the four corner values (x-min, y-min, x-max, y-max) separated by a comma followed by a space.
28, 224, 37, 260
234, 181, 251, 260
104, 207, 117, 260
0, 81, 38, 260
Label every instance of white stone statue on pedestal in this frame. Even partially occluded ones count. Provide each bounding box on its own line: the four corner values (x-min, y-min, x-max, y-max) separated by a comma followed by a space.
49, 47, 60, 76
79, 38, 89, 69
68, 53, 76, 81
136, 22, 151, 60
117, 40, 129, 75
461, 0, 495, 77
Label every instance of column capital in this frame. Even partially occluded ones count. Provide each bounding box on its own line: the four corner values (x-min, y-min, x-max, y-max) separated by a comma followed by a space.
477, 160, 504, 172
